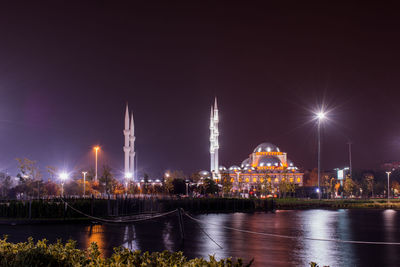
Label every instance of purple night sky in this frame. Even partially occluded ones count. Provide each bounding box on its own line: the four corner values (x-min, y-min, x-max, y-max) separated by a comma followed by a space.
1, 2, 400, 177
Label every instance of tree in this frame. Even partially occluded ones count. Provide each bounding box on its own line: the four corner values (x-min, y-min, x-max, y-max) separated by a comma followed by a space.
46, 166, 57, 179
202, 178, 218, 195
190, 172, 202, 183
221, 173, 232, 197
304, 168, 318, 186
15, 158, 43, 198
343, 178, 356, 197
43, 179, 59, 196
0, 172, 13, 198
99, 165, 114, 195
164, 170, 186, 194
362, 173, 374, 198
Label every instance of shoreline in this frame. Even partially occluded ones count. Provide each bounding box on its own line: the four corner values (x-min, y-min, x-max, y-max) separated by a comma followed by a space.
2, 199, 400, 225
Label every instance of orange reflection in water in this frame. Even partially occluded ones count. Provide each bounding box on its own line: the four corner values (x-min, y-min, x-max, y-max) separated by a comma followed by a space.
83, 224, 106, 255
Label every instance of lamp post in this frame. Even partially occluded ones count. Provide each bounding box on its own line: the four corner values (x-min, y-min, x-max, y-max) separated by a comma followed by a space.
82, 171, 87, 197
185, 180, 189, 196
94, 146, 100, 182
59, 172, 69, 197
316, 111, 325, 200
386, 171, 391, 201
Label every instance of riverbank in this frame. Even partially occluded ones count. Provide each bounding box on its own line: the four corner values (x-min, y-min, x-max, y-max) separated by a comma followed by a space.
2, 198, 399, 224
275, 198, 400, 209
0, 198, 274, 222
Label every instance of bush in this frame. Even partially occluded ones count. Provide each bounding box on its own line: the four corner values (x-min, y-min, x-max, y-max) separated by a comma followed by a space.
0, 237, 251, 267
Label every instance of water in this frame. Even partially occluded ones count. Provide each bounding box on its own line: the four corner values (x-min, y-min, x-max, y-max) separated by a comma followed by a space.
1, 209, 400, 266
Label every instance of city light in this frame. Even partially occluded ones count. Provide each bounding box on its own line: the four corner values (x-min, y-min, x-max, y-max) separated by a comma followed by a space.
59, 172, 69, 197
316, 111, 326, 120
125, 172, 133, 179
59, 172, 69, 181
93, 146, 100, 182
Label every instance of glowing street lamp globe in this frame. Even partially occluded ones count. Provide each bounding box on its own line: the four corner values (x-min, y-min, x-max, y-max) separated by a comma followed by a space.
316, 111, 326, 120
59, 172, 69, 181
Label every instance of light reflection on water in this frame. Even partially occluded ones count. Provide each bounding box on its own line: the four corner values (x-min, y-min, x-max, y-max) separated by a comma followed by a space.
1, 210, 400, 266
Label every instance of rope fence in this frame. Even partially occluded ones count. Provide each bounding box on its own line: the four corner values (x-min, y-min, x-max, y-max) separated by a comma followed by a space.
58, 200, 400, 246
182, 210, 400, 246
60, 198, 177, 223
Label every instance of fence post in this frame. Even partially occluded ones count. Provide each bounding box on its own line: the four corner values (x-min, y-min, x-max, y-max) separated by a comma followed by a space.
177, 208, 185, 241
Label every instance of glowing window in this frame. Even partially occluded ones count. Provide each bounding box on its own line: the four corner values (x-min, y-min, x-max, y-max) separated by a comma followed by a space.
267, 163, 271, 166
297, 178, 301, 183
253, 178, 257, 182
230, 178, 234, 183
268, 178, 271, 182
245, 178, 250, 183
274, 178, 279, 183
260, 178, 264, 183
239, 178, 242, 183
277, 147, 280, 152
290, 178, 294, 183
267, 147, 271, 152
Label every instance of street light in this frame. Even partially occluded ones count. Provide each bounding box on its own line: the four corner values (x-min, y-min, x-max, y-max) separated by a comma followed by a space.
185, 180, 189, 196
386, 171, 391, 201
316, 110, 326, 200
125, 172, 132, 192
82, 171, 87, 197
59, 172, 69, 197
94, 146, 100, 182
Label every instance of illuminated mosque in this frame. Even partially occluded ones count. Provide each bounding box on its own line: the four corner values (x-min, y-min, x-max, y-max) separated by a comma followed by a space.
201, 98, 303, 192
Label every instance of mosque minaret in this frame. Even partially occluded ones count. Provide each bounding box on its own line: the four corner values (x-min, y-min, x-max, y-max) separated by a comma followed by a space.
123, 104, 135, 180
129, 113, 135, 179
209, 98, 219, 178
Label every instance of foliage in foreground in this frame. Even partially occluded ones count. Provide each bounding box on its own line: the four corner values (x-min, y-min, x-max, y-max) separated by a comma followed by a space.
0, 237, 251, 267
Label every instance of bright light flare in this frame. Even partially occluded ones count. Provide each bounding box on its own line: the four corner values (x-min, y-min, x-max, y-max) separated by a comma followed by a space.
316, 111, 326, 120
94, 146, 100, 151
125, 172, 133, 179
59, 172, 69, 181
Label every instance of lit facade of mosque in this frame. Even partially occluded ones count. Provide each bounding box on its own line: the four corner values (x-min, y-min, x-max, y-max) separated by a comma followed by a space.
200, 98, 303, 194
225, 142, 303, 187
201, 142, 303, 192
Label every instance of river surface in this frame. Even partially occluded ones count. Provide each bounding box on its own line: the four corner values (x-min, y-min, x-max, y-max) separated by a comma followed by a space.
1, 209, 400, 266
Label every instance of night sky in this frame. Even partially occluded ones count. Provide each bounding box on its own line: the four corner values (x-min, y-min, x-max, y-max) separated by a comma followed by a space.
1, 2, 400, 178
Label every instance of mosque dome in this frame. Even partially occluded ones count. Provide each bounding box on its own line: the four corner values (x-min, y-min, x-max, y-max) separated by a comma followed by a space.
241, 158, 251, 168
229, 165, 241, 172
258, 156, 281, 167
199, 170, 211, 177
219, 166, 227, 171
287, 159, 295, 167
253, 142, 280, 153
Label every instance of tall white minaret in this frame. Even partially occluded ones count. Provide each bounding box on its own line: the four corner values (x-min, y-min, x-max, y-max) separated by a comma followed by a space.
129, 113, 135, 180
123, 104, 130, 177
213, 97, 219, 177
210, 105, 215, 173
209, 98, 220, 179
